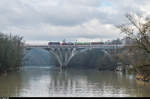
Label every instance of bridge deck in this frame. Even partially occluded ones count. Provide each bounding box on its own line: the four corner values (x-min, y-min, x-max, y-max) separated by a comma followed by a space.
25, 44, 125, 49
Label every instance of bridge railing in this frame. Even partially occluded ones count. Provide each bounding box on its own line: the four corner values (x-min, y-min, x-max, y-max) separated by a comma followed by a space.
25, 44, 127, 49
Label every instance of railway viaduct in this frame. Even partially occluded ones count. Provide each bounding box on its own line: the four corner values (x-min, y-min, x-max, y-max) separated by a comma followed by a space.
25, 44, 124, 69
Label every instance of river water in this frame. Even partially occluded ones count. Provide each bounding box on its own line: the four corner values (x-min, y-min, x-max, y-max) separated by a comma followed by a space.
0, 66, 150, 97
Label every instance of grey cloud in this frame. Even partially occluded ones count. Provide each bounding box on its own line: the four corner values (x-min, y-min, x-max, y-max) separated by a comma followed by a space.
0, 0, 150, 42
0, 0, 101, 27
0, 0, 149, 27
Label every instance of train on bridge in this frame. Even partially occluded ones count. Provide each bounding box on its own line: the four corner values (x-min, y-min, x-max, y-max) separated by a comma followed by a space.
48, 42, 104, 46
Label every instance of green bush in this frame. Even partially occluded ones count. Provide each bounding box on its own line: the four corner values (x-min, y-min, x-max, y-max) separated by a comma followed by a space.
0, 32, 24, 73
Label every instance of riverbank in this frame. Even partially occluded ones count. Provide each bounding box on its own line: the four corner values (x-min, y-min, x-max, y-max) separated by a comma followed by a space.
0, 67, 21, 76
136, 73, 150, 82
114, 64, 150, 83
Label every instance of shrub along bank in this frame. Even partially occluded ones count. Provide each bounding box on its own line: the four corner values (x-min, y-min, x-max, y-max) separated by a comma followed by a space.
0, 32, 24, 74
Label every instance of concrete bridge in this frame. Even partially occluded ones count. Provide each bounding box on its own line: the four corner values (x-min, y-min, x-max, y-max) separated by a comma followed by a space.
25, 44, 124, 69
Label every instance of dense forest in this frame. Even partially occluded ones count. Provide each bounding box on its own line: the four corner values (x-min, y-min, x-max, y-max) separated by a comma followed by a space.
0, 32, 24, 74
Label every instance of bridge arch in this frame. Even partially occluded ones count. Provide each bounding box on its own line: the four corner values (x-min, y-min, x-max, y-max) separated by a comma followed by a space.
23, 48, 56, 66
46, 47, 90, 69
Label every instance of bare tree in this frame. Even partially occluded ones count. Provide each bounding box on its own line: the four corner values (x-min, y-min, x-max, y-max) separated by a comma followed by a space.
118, 13, 150, 53
118, 13, 150, 81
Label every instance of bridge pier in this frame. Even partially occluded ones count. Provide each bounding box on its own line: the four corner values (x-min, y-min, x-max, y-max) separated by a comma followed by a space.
48, 46, 80, 69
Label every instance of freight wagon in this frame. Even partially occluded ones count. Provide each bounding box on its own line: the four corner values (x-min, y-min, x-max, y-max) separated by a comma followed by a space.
91, 42, 104, 45
75, 42, 90, 45
61, 42, 74, 45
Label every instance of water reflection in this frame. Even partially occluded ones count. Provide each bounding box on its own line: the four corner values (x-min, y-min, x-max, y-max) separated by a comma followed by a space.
0, 71, 23, 97
0, 67, 150, 97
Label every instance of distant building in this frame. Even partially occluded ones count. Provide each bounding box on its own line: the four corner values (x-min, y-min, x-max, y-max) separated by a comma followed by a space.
104, 38, 122, 45
121, 37, 134, 45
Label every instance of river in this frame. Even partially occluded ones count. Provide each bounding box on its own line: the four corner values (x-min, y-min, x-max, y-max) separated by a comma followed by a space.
0, 66, 150, 97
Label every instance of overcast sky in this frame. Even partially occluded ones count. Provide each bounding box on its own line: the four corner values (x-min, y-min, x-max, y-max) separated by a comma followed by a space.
0, 0, 150, 44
